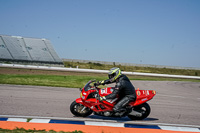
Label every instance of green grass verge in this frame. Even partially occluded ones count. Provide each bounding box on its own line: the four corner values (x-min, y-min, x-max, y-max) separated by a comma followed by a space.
0, 128, 83, 133
0, 74, 107, 88
0, 73, 199, 88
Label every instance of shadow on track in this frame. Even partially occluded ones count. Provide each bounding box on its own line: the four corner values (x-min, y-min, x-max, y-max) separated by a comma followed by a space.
87, 115, 159, 122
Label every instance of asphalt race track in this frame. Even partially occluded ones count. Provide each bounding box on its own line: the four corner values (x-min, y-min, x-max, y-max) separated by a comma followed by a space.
0, 81, 200, 126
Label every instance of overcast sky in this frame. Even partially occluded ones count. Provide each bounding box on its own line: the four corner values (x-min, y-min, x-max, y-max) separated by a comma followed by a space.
0, 0, 200, 68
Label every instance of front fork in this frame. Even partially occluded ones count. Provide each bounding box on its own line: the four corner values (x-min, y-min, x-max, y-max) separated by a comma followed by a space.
80, 106, 87, 112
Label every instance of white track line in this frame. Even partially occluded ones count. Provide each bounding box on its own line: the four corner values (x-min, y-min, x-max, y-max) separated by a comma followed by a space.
85, 121, 124, 127
159, 126, 200, 132
7, 118, 27, 122
29, 119, 50, 123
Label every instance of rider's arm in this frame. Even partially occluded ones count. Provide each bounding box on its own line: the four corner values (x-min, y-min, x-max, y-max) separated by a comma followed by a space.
99, 79, 112, 85
105, 82, 121, 99
99, 82, 120, 101
105, 88, 119, 99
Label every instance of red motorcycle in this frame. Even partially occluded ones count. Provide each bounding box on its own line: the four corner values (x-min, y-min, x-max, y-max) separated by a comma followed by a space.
70, 80, 156, 120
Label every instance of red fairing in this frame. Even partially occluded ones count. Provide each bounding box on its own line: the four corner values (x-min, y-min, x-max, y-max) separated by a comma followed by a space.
99, 87, 115, 97
129, 89, 156, 106
76, 98, 83, 103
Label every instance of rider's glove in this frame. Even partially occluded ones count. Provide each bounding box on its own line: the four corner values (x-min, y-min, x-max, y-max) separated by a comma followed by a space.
99, 96, 106, 101
99, 80, 105, 85
95, 81, 105, 86
96, 80, 105, 86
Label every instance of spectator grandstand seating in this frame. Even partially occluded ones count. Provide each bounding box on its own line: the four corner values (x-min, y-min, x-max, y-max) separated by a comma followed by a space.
0, 35, 63, 65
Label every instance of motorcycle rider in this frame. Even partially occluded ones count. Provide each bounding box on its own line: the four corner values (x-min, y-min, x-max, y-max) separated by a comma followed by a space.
96, 67, 136, 113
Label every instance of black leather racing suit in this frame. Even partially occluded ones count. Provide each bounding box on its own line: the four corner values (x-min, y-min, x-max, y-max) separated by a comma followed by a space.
100, 74, 136, 112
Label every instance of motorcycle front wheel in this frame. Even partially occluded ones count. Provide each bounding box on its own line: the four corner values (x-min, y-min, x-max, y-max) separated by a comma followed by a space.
70, 101, 93, 117
128, 102, 151, 120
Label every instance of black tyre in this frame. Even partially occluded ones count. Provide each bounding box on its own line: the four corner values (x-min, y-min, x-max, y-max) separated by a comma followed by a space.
128, 103, 151, 120
70, 101, 93, 117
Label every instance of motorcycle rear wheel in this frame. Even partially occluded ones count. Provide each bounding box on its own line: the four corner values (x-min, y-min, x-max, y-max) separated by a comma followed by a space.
128, 102, 151, 120
70, 101, 93, 117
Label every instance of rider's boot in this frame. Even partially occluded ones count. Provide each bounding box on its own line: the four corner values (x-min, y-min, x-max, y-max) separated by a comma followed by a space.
113, 107, 126, 117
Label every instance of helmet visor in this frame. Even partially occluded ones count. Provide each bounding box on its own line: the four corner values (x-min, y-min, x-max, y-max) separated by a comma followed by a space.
108, 73, 116, 79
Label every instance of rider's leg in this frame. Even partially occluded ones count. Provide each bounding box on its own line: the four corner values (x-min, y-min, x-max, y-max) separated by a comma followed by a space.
113, 96, 130, 112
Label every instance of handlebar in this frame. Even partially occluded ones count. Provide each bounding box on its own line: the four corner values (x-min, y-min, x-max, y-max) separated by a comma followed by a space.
83, 79, 100, 100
